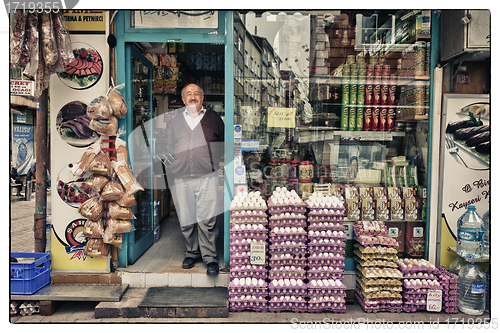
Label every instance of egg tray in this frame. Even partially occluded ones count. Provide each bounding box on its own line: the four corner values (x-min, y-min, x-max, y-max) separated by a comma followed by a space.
402, 279, 442, 290
357, 274, 402, 286
443, 306, 459, 314
307, 266, 344, 275
354, 243, 398, 255
228, 288, 268, 297
354, 235, 399, 248
355, 293, 403, 313
308, 245, 346, 255
307, 304, 346, 314
353, 221, 389, 236
268, 206, 307, 215
308, 231, 346, 240
402, 296, 427, 305
402, 272, 438, 280
356, 281, 402, 294
269, 234, 308, 242
353, 256, 399, 268
269, 254, 307, 267
268, 302, 308, 313
230, 225, 268, 233
308, 289, 347, 298
353, 249, 398, 262
230, 217, 268, 225
307, 215, 344, 223
269, 221, 307, 229
402, 304, 426, 313
358, 289, 402, 300
356, 265, 403, 279
229, 303, 268, 313
307, 273, 344, 281
308, 259, 345, 268
396, 259, 437, 274
268, 280, 308, 290
230, 270, 267, 280
308, 222, 344, 231
401, 287, 430, 295
230, 236, 268, 245
269, 272, 307, 280
230, 211, 267, 219
269, 246, 308, 255
268, 290, 308, 298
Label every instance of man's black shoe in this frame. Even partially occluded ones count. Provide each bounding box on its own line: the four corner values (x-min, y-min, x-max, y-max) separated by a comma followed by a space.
182, 257, 199, 269
206, 262, 219, 276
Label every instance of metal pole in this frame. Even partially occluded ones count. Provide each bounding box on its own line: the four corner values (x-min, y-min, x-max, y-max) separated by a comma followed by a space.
34, 88, 48, 253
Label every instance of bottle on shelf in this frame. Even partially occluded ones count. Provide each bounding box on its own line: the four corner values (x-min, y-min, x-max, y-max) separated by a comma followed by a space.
482, 206, 490, 257
456, 205, 484, 259
458, 262, 486, 316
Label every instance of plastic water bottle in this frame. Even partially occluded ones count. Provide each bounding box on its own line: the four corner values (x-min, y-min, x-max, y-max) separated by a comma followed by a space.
485, 267, 490, 313
482, 207, 490, 257
458, 262, 485, 315
456, 205, 484, 259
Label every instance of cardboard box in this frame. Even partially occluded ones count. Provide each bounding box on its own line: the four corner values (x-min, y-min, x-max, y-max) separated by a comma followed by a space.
386, 221, 406, 257
404, 221, 425, 258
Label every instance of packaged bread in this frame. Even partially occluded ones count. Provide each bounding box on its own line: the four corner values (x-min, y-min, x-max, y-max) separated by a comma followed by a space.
89, 152, 112, 177
103, 228, 124, 246
107, 86, 127, 118
90, 115, 118, 136
70, 139, 102, 177
107, 218, 133, 233
85, 175, 109, 193
84, 238, 109, 258
101, 180, 124, 201
87, 95, 113, 120
115, 137, 129, 164
112, 160, 144, 195
78, 196, 104, 220
83, 219, 104, 238
115, 193, 136, 207
108, 201, 134, 220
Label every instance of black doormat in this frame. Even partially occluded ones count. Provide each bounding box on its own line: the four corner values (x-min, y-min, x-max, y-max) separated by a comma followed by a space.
138, 287, 228, 308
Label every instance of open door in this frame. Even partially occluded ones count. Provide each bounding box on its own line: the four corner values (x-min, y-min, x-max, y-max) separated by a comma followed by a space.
124, 44, 155, 264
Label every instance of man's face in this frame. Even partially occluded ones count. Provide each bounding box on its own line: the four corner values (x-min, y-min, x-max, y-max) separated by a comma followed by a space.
182, 84, 204, 113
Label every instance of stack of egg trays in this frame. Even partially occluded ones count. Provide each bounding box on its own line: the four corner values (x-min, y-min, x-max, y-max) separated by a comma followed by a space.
306, 202, 347, 313
307, 279, 347, 313
229, 192, 269, 312
435, 266, 459, 313
267, 189, 308, 313
354, 241, 403, 313
228, 277, 268, 312
398, 258, 442, 313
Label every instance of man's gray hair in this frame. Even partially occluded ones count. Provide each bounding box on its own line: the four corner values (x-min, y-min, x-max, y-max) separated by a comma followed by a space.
181, 84, 204, 97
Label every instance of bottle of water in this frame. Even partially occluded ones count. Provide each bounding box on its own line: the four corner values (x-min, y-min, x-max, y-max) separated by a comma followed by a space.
485, 267, 490, 313
482, 207, 490, 257
456, 205, 484, 259
458, 262, 485, 315
458, 262, 486, 316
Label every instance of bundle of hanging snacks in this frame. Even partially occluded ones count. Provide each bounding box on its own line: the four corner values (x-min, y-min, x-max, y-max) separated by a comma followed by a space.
10, 11, 74, 98
71, 137, 144, 258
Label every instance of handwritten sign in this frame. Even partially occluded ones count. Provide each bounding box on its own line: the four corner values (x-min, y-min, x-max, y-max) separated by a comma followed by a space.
250, 241, 266, 265
426, 289, 442, 312
267, 107, 296, 128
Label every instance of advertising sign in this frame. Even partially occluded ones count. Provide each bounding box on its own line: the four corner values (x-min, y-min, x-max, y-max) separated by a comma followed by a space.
49, 13, 109, 272
12, 124, 34, 175
10, 80, 34, 96
267, 107, 296, 128
133, 11, 218, 29
439, 94, 490, 266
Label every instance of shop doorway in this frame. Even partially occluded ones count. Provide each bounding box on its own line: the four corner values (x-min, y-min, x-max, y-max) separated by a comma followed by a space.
123, 41, 226, 269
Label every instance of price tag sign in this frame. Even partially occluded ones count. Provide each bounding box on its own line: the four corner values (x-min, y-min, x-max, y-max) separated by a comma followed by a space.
426, 289, 442, 312
250, 241, 266, 265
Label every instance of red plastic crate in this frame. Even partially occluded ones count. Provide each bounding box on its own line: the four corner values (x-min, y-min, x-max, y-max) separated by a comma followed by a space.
10, 252, 51, 295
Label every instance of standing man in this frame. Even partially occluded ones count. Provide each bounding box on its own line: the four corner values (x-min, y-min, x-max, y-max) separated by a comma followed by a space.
167, 83, 224, 276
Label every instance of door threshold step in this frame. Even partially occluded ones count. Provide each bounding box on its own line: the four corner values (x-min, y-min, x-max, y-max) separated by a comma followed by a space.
117, 271, 230, 288
95, 287, 228, 318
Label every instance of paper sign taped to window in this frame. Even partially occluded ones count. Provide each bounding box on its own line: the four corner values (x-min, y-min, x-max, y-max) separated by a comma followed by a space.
267, 107, 296, 128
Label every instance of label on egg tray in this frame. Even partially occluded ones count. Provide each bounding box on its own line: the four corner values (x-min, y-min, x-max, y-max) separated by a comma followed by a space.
426, 289, 442, 312
250, 241, 266, 265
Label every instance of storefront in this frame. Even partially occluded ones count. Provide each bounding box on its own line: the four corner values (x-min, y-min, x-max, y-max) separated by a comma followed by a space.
26, 9, 489, 316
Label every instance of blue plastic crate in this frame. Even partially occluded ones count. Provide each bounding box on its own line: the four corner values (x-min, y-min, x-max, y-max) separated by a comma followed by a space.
10, 252, 51, 295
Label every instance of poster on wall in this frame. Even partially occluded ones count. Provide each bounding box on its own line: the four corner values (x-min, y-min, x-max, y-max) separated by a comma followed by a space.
12, 124, 34, 175
49, 11, 110, 272
439, 94, 490, 267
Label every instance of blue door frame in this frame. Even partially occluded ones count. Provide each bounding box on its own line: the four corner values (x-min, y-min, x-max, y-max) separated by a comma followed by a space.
114, 11, 234, 267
